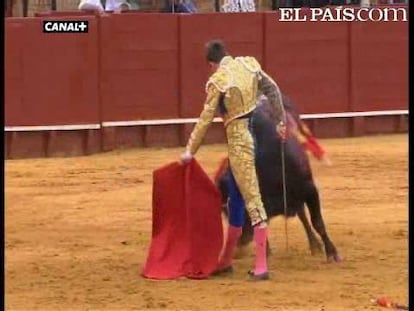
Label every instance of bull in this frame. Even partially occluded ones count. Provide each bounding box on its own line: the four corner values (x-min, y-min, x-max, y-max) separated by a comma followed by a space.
214, 95, 342, 263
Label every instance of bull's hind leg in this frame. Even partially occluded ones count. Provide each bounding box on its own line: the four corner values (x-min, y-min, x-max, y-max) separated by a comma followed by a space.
297, 205, 323, 255
304, 182, 342, 263
238, 216, 254, 247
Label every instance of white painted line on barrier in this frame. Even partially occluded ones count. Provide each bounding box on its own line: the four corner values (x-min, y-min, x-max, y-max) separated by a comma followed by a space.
300, 110, 409, 119
4, 110, 408, 131
101, 110, 409, 127
102, 118, 202, 127
4, 124, 101, 132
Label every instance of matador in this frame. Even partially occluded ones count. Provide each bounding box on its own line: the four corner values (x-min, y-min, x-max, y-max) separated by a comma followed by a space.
180, 40, 286, 281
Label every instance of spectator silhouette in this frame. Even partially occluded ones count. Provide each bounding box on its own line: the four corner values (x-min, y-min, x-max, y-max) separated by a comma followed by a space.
163, 0, 197, 13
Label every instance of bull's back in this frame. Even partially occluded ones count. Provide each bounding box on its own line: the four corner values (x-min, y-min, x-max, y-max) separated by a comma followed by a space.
217, 99, 316, 217
251, 101, 314, 216
252, 101, 312, 181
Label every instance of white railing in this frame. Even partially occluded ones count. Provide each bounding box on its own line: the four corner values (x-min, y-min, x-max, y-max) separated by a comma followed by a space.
4, 109, 408, 131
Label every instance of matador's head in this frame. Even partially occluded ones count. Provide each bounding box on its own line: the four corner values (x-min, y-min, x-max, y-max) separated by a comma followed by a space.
205, 39, 228, 73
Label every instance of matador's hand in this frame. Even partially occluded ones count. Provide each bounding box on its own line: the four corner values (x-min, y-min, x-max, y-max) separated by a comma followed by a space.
276, 121, 287, 141
180, 150, 193, 164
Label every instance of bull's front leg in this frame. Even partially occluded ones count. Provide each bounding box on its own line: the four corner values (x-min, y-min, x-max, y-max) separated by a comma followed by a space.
297, 205, 323, 255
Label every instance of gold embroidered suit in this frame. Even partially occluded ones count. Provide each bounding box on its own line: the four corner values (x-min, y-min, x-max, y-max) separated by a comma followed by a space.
185, 56, 286, 225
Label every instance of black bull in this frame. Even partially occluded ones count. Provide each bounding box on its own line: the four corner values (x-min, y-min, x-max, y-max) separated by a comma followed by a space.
215, 97, 341, 263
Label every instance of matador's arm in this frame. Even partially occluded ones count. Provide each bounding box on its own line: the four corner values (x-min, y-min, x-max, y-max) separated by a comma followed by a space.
185, 84, 221, 155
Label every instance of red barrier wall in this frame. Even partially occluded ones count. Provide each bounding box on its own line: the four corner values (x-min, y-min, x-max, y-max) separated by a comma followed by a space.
5, 17, 100, 126
179, 13, 264, 118
99, 13, 179, 122
264, 11, 350, 114
4, 11, 409, 159
350, 20, 408, 112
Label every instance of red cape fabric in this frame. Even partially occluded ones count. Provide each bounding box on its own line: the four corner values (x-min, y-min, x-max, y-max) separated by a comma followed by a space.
141, 159, 223, 280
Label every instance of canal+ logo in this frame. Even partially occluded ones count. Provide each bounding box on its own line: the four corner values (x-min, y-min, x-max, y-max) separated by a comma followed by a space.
43, 20, 89, 33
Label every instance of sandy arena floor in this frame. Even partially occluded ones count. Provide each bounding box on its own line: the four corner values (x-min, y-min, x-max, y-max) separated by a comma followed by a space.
5, 134, 408, 311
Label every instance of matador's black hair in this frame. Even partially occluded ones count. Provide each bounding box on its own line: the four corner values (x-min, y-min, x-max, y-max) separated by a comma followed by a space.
205, 40, 228, 64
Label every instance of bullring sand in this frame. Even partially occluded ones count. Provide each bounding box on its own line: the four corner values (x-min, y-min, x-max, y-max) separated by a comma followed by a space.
5, 134, 408, 310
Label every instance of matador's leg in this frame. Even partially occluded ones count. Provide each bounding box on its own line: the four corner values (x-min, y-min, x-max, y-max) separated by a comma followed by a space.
226, 119, 267, 226
226, 118, 269, 280
213, 169, 244, 273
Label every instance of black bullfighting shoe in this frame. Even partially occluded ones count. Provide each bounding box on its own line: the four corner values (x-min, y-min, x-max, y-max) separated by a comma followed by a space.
247, 270, 270, 281
211, 266, 234, 276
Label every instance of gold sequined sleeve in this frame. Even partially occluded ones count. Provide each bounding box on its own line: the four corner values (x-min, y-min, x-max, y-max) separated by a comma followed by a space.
185, 84, 221, 155
258, 71, 286, 125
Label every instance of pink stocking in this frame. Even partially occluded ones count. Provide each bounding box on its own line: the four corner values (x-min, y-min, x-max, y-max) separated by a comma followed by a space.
253, 225, 268, 275
217, 225, 242, 269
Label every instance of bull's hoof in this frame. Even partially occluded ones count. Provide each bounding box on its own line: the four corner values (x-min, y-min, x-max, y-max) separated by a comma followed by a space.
327, 254, 343, 263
